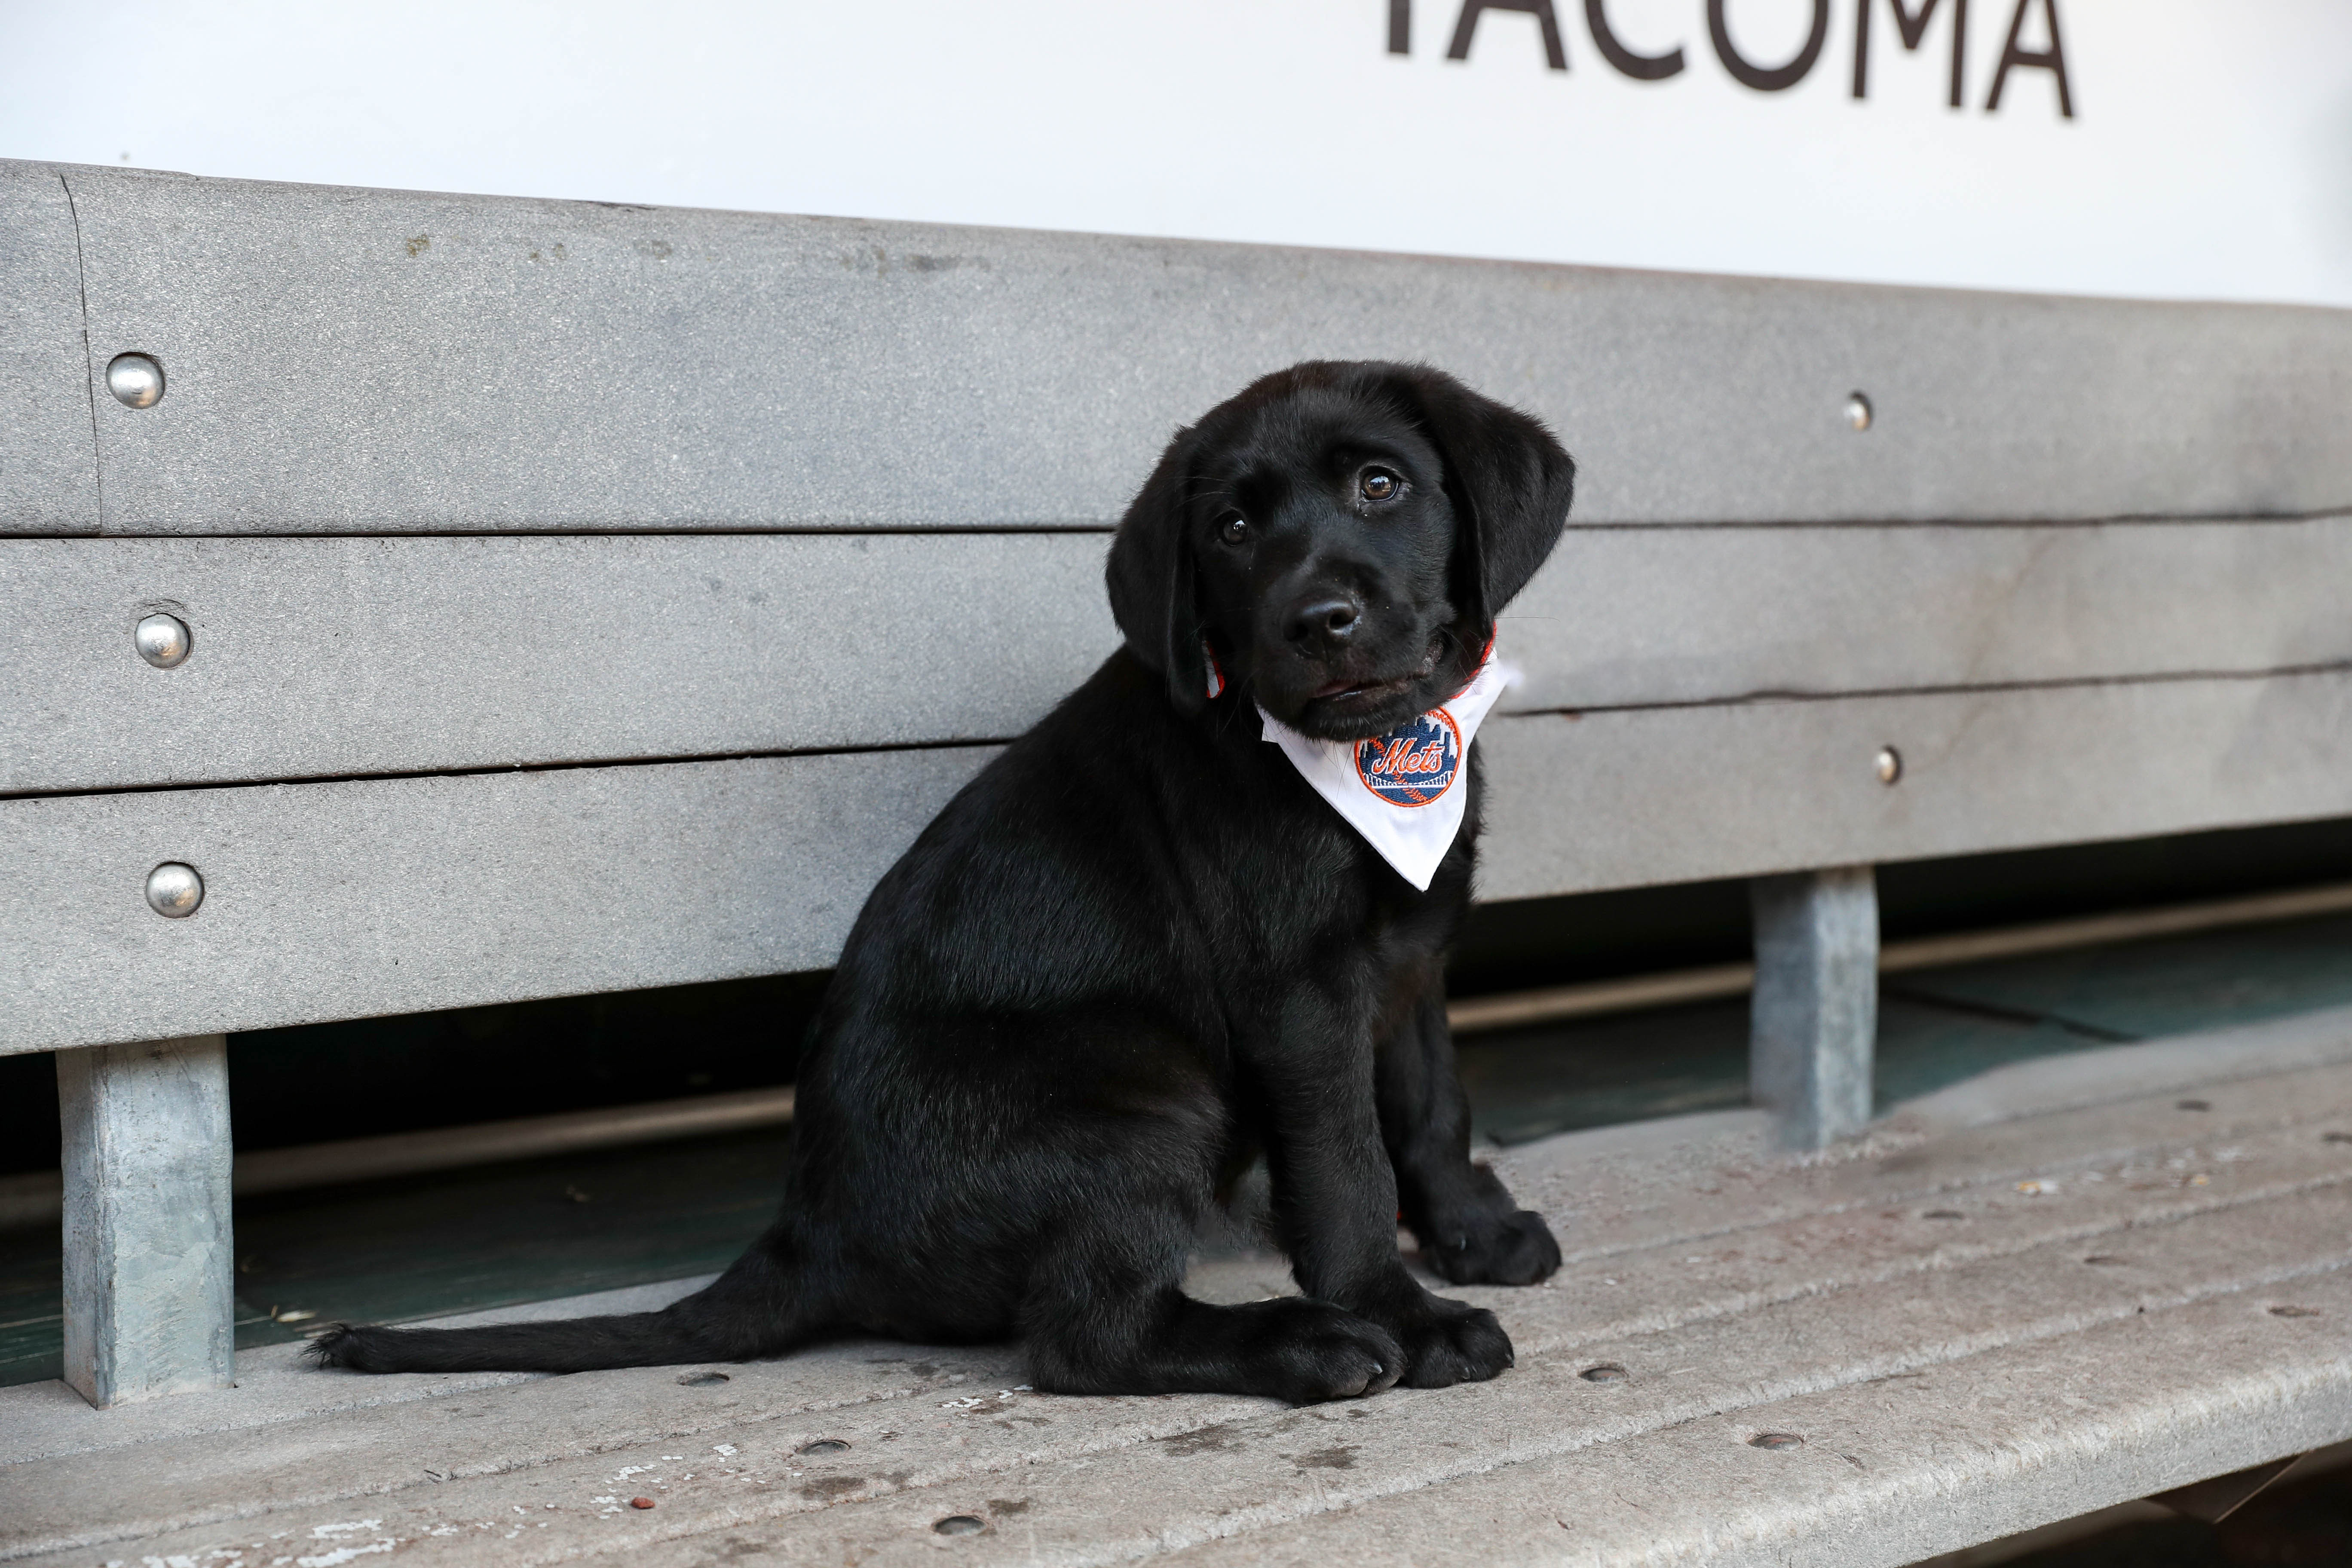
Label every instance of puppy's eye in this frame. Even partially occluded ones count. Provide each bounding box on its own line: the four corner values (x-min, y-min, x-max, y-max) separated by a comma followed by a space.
1360, 469, 1400, 502
1218, 513, 1250, 546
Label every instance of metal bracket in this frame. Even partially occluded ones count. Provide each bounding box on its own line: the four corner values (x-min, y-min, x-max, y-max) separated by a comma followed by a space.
1749, 866, 1878, 1149
58, 1034, 236, 1407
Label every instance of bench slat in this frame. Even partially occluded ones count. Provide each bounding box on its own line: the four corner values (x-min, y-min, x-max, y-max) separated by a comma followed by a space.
1, 748, 993, 1057
10, 520, 2352, 794
11, 670, 2351, 1057
1478, 671, 2352, 900
0, 164, 100, 533
1, 534, 1115, 793
1506, 518, 2352, 713
31, 159, 2352, 536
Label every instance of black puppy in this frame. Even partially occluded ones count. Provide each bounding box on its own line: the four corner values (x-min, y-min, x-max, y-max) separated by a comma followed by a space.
312, 360, 1575, 1401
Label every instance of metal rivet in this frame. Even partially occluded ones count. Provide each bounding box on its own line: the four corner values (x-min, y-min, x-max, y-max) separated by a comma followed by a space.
1875, 746, 1902, 784
934, 1515, 986, 1536
799, 1439, 851, 1455
146, 862, 204, 917
135, 612, 191, 668
1579, 1364, 1629, 1384
1749, 1432, 1805, 1450
1844, 392, 1872, 431
107, 352, 165, 409
2176, 1099, 2211, 1112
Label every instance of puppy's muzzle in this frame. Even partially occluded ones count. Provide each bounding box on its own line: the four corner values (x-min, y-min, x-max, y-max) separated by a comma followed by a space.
1284, 595, 1363, 652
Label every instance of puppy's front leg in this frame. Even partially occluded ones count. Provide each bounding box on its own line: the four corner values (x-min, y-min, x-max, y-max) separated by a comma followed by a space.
1256, 989, 1516, 1389
1378, 986, 1562, 1286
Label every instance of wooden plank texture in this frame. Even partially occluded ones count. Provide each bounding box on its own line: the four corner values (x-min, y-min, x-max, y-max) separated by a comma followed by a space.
30, 158, 2352, 536
5, 1044, 2348, 1566
9, 673, 2352, 1056
1502, 517, 2352, 713
0, 750, 993, 1056
1475, 670, 2352, 901
0, 163, 100, 533
0, 534, 1116, 793
11, 521, 2352, 794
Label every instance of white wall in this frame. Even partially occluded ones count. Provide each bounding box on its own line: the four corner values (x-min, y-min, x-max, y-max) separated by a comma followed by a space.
3, 0, 2348, 306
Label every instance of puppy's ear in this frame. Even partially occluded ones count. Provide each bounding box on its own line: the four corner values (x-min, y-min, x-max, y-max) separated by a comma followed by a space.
1106, 424, 1212, 714
1388, 364, 1576, 635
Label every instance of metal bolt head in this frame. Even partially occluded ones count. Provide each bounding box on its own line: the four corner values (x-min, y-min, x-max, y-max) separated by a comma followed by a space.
1874, 746, 1902, 785
106, 352, 166, 409
1749, 1432, 1805, 1451
799, 1439, 851, 1455
933, 1515, 986, 1536
1844, 392, 1872, 431
145, 862, 204, 917
1579, 1363, 1629, 1384
134, 612, 191, 668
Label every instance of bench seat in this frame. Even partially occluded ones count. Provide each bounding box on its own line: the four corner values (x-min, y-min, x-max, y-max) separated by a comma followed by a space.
4, 1008, 2348, 1566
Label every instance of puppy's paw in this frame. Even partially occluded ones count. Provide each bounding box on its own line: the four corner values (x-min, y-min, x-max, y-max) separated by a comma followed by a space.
1426, 1208, 1562, 1287
303, 1324, 392, 1372
1388, 1299, 1515, 1388
1253, 1298, 1406, 1403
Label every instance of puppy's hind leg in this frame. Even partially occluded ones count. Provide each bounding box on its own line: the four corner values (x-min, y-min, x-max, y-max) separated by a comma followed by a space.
1018, 1197, 1402, 1404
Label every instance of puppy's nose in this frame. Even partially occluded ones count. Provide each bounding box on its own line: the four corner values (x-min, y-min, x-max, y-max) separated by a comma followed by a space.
1286, 597, 1362, 649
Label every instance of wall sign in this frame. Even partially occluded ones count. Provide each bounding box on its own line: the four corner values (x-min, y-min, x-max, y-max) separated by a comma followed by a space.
1390, 0, 2074, 115
1, 1, 2344, 306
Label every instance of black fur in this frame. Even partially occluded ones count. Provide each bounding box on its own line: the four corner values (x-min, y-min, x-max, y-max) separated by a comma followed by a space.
310, 361, 1575, 1400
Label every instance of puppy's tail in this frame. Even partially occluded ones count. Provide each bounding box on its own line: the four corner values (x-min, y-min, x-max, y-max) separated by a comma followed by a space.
306, 1238, 815, 1376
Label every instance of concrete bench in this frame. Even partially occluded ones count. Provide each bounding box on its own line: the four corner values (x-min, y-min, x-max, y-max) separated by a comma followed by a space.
5, 156, 2352, 1423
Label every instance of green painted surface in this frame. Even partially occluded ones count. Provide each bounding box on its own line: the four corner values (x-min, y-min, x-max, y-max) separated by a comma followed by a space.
0, 1130, 788, 1389
1890, 912, 2352, 1042
1458, 913, 2352, 1148
5, 913, 2348, 1389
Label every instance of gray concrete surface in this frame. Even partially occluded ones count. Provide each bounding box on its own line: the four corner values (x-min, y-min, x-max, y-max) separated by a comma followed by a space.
6, 1017, 2349, 1566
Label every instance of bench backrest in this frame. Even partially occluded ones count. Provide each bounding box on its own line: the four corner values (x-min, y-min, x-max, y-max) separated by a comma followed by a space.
7, 158, 2351, 1056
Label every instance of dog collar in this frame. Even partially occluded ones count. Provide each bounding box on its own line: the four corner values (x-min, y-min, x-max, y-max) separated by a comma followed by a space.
1256, 643, 1516, 892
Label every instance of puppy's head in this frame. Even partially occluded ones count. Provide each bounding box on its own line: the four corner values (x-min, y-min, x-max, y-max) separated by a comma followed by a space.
1106, 361, 1574, 740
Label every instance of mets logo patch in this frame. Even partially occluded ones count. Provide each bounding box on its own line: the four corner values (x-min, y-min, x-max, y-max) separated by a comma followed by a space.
1353, 709, 1463, 808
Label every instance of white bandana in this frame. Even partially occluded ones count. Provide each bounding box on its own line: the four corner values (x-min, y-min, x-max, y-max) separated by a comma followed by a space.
1256, 646, 1516, 892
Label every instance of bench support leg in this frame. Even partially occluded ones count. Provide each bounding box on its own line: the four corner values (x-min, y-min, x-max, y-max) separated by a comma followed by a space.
1749, 867, 1878, 1150
57, 1035, 236, 1407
